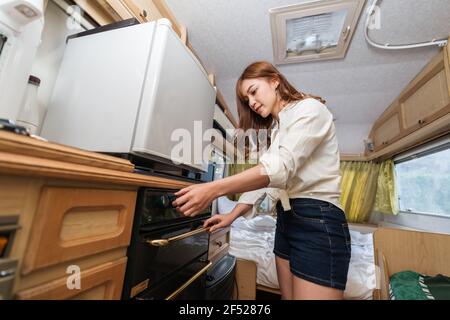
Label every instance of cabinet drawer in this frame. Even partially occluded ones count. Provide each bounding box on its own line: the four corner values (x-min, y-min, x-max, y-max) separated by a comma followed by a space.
22, 187, 136, 274
208, 228, 230, 264
16, 257, 127, 300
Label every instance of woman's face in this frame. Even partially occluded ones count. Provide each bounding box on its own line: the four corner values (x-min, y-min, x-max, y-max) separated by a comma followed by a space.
241, 78, 279, 118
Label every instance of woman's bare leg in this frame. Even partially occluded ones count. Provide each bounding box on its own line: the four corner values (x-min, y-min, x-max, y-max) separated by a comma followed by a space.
292, 276, 344, 300
275, 256, 293, 300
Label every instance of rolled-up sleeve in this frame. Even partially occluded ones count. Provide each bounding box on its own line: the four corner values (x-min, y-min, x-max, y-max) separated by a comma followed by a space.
259, 100, 333, 190
238, 189, 267, 205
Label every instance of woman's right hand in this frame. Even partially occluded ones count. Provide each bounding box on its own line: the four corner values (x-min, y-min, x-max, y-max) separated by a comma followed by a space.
203, 213, 236, 233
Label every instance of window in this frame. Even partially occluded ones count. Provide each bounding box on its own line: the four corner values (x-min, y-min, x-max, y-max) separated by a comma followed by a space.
211, 148, 227, 180
269, 0, 365, 65
394, 137, 450, 217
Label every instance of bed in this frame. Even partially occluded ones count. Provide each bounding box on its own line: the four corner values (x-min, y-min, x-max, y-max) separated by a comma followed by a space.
228, 214, 378, 300
373, 228, 450, 300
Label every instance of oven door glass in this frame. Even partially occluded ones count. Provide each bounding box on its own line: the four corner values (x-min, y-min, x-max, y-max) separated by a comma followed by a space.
137, 189, 210, 230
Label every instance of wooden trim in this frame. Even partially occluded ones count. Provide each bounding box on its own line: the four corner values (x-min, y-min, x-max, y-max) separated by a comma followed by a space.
235, 258, 257, 300
96, 0, 123, 21
121, 0, 146, 22
180, 25, 187, 45
216, 90, 239, 128
444, 40, 450, 98
73, 0, 115, 25
256, 284, 280, 295
104, 0, 134, 20
208, 74, 215, 86
0, 151, 192, 189
152, 0, 183, 37
0, 131, 133, 172
340, 154, 369, 162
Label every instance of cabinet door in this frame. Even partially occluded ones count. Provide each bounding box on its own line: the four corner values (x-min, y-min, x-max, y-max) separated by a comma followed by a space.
16, 258, 127, 300
22, 187, 136, 275
101, 0, 134, 21
121, 0, 163, 22
400, 66, 450, 131
372, 111, 402, 150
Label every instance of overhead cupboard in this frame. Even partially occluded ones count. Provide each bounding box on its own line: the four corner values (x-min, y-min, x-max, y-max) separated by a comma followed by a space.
72, 0, 173, 30
368, 41, 450, 155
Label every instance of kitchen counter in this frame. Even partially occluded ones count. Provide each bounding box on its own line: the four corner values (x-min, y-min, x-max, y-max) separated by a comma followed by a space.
0, 130, 192, 299
0, 131, 193, 189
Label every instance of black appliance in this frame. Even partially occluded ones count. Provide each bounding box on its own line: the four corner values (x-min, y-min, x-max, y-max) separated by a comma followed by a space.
205, 254, 236, 300
122, 188, 212, 300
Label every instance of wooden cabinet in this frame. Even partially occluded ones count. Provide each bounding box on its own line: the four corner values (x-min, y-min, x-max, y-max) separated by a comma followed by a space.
73, 0, 182, 36
400, 53, 450, 131
372, 109, 402, 151
208, 227, 230, 265
367, 42, 450, 156
0, 131, 193, 300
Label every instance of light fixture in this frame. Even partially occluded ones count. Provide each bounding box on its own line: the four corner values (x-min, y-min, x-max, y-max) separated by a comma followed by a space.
269, 0, 365, 65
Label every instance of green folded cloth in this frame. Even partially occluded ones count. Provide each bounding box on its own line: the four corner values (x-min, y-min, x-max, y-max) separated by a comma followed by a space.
389, 270, 450, 300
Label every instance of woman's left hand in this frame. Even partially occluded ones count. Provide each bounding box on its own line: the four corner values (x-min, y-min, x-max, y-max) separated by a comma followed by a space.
172, 182, 219, 217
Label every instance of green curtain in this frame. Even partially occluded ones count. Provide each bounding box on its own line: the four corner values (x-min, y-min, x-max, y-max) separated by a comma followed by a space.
374, 160, 399, 215
340, 161, 380, 223
226, 160, 399, 219
227, 163, 257, 201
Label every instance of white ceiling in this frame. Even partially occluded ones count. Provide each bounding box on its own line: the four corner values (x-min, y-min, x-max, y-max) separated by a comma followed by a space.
165, 0, 450, 153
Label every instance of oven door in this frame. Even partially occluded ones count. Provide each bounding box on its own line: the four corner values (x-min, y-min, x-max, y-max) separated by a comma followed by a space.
137, 188, 210, 231
124, 218, 210, 299
136, 254, 212, 300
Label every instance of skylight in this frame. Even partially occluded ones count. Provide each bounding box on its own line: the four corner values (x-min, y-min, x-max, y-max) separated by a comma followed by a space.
270, 0, 366, 64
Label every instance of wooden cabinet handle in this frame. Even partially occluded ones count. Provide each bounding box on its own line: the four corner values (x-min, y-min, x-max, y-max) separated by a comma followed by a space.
418, 119, 426, 125
215, 240, 223, 247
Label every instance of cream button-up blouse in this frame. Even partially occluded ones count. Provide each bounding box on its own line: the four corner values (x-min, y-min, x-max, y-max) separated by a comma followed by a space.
237, 98, 342, 218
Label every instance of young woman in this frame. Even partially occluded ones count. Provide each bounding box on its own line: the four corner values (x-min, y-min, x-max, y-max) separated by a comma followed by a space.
172, 61, 351, 300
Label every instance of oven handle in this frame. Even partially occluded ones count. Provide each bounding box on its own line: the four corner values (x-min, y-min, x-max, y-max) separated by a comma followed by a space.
147, 226, 210, 247
165, 261, 213, 300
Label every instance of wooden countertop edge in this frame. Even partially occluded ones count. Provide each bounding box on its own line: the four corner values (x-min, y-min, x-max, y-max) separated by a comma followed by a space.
0, 151, 193, 189
0, 131, 134, 173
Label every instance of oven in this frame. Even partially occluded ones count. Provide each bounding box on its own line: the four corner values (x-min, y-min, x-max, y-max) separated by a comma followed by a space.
0, 215, 19, 300
122, 188, 212, 300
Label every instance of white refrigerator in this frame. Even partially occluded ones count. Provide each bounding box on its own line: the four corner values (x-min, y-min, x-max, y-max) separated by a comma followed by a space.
41, 19, 216, 172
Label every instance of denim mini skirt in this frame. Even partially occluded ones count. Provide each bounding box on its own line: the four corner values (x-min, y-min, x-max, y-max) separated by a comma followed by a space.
274, 198, 351, 290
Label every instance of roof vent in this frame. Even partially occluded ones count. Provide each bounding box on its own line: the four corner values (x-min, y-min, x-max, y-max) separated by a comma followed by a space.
269, 0, 365, 65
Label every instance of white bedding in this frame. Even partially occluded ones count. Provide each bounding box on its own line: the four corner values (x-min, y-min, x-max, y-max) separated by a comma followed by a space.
228, 215, 376, 300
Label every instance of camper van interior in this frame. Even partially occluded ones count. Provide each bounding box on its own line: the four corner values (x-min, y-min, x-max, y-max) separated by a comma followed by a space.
0, 0, 449, 302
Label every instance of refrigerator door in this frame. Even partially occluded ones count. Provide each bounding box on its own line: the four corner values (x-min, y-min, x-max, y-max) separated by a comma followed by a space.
41, 21, 155, 152
133, 19, 216, 172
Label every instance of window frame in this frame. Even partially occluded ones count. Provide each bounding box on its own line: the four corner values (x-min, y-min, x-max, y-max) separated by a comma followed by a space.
393, 135, 450, 218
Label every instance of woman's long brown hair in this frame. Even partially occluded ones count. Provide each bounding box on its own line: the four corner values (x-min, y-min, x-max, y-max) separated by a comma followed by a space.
234, 61, 325, 158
